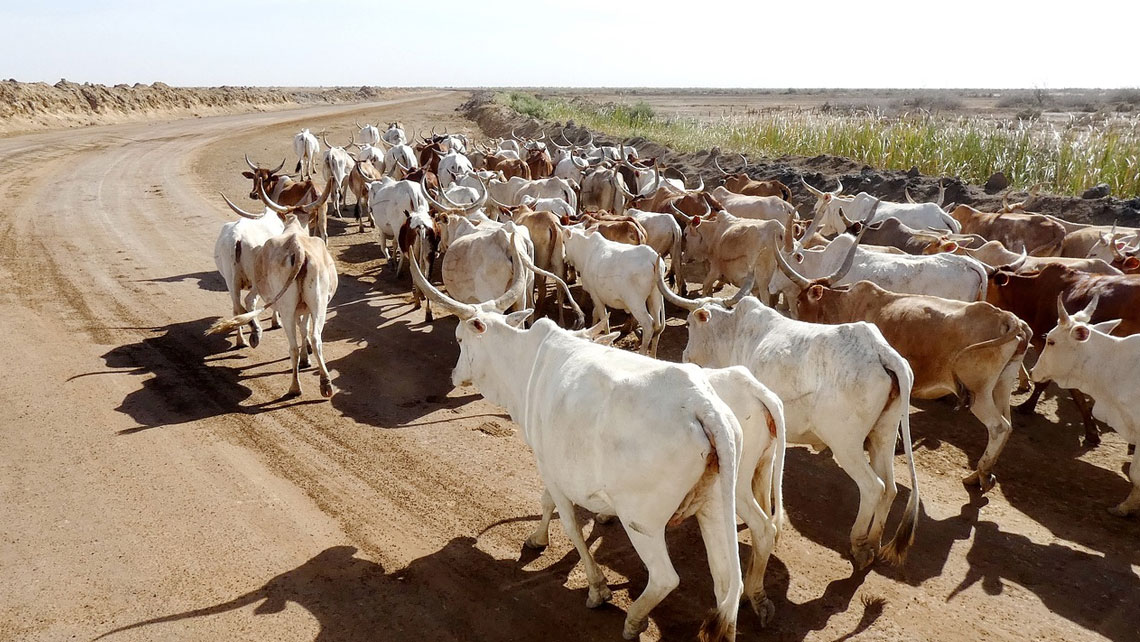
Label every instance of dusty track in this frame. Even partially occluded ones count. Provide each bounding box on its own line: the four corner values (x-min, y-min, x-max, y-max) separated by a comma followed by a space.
1, 91, 1138, 642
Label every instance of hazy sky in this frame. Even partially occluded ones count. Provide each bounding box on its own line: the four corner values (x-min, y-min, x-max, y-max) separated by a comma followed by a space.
3, 0, 1137, 88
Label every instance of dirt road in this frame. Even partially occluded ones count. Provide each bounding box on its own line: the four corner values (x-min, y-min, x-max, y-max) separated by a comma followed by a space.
1, 91, 1137, 642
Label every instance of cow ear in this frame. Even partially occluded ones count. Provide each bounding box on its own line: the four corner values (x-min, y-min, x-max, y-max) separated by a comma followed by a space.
1092, 319, 1123, 334
694, 309, 711, 323
404, 210, 411, 219
1070, 325, 1091, 342
1124, 257, 1140, 270
994, 273, 1011, 286
505, 309, 532, 328
691, 217, 702, 228
242, 171, 255, 179
560, 215, 571, 226
943, 241, 959, 253
793, 252, 805, 264
808, 284, 825, 301
468, 318, 488, 334
594, 331, 620, 346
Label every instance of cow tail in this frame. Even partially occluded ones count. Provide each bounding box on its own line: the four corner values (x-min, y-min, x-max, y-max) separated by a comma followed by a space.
880, 352, 920, 565
206, 244, 306, 336
696, 402, 743, 642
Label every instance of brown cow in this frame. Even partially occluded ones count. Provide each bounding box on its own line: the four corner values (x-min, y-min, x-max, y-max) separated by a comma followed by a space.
570, 212, 647, 247
683, 209, 790, 304
986, 263, 1140, 444
495, 205, 576, 325
961, 240, 1122, 275
345, 160, 383, 232
243, 156, 331, 241
714, 155, 792, 201
947, 204, 1066, 256
526, 147, 554, 179
497, 157, 531, 181
777, 250, 1030, 491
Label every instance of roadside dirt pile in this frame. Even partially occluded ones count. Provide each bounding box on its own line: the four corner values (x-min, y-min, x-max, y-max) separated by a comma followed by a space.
0, 80, 400, 135
464, 92, 1140, 226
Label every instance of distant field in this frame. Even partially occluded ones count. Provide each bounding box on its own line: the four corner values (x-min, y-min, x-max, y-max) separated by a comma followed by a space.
498, 89, 1140, 198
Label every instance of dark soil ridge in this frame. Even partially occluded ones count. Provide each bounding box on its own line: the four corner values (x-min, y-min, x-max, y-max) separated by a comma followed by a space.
462, 92, 1140, 227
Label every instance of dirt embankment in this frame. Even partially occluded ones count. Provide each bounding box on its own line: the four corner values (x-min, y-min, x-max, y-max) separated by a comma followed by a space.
0, 79, 411, 135
464, 92, 1140, 226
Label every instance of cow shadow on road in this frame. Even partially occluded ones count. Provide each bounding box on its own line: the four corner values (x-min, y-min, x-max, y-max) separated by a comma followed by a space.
140, 270, 227, 292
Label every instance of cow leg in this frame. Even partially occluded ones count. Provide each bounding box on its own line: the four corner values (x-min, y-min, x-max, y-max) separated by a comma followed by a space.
701, 271, 719, 297
1015, 379, 1049, 414
533, 274, 548, 321
620, 522, 678, 639
524, 488, 555, 549
229, 287, 248, 348
548, 489, 611, 609
242, 288, 263, 349
270, 311, 282, 330
309, 304, 336, 399
282, 313, 303, 398
736, 455, 778, 623
865, 409, 902, 557
1109, 441, 1140, 517
964, 392, 1011, 493
831, 445, 885, 569
589, 294, 609, 332
1069, 390, 1101, 447
629, 303, 655, 355
298, 313, 314, 370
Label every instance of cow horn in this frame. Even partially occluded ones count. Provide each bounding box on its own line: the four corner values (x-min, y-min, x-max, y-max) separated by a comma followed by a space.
722, 272, 755, 308
354, 120, 362, 129
617, 173, 638, 200
775, 249, 812, 290
820, 235, 860, 287
833, 179, 844, 195
699, 193, 713, 218
668, 200, 693, 223
692, 172, 705, 192
713, 155, 729, 176
221, 192, 265, 219
1056, 294, 1072, 326
1076, 293, 1100, 322
572, 155, 589, 169
905, 188, 917, 204
801, 177, 826, 198
421, 175, 451, 211
438, 183, 464, 208
396, 159, 412, 173
409, 239, 477, 320
259, 180, 290, 213
656, 263, 707, 311
489, 231, 529, 313
510, 128, 520, 141
516, 248, 585, 329
301, 178, 335, 214
1003, 248, 1028, 272
739, 153, 749, 169
936, 181, 946, 207
244, 154, 259, 171
463, 179, 489, 214
321, 133, 332, 148
619, 144, 638, 171
486, 190, 512, 210
837, 207, 856, 229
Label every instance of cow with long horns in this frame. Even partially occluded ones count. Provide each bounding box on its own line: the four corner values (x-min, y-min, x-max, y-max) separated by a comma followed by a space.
409, 242, 749, 641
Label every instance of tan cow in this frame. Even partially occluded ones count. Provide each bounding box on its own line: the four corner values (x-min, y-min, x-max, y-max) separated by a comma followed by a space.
947, 204, 1066, 256
683, 209, 791, 304
207, 187, 339, 399
345, 160, 383, 232
962, 240, 1122, 275
714, 155, 792, 200
776, 252, 1031, 491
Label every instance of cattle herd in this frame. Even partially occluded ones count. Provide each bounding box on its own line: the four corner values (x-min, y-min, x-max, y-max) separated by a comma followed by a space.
207, 120, 1140, 641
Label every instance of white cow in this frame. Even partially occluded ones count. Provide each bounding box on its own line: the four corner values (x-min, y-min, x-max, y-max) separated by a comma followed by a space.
382, 122, 407, 146
358, 167, 431, 260
381, 143, 418, 179
661, 277, 921, 569
1031, 296, 1140, 516
208, 190, 338, 399
214, 198, 285, 347
517, 177, 578, 213
409, 252, 748, 641
355, 121, 380, 146
710, 186, 798, 222
293, 128, 320, 179
437, 151, 473, 189
768, 221, 988, 315
801, 179, 960, 237
321, 133, 355, 213
519, 195, 574, 219
562, 225, 666, 356
627, 207, 684, 291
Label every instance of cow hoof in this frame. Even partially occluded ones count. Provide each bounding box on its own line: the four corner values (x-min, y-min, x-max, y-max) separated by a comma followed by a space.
852, 546, 874, 570
1108, 504, 1135, 518
750, 595, 776, 627
425, 310, 434, 323
586, 584, 612, 609
249, 331, 261, 349
963, 471, 996, 492
595, 513, 615, 525
283, 388, 302, 400
622, 616, 649, 640
299, 357, 312, 370
1084, 433, 1102, 448
523, 534, 548, 550
320, 378, 336, 398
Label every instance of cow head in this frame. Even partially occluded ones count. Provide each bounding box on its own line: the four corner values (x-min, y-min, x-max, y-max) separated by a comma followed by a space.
1030, 294, 1121, 386
242, 154, 287, 200
655, 267, 755, 367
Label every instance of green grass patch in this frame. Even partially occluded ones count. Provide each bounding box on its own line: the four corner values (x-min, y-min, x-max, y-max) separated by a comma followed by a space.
494, 92, 1140, 198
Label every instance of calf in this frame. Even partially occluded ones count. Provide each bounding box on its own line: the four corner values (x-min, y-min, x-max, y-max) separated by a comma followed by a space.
715, 155, 792, 200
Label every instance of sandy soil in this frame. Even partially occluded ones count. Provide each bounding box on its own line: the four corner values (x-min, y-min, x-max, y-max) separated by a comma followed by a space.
1, 91, 1138, 642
